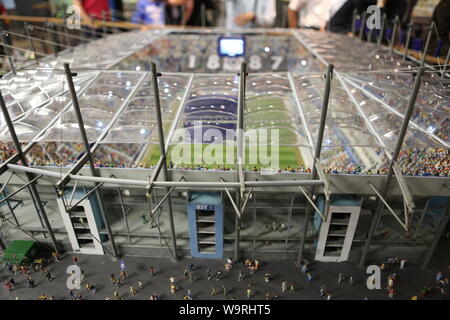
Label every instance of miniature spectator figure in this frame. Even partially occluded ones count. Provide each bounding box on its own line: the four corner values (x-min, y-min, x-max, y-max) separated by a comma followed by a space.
348, 276, 354, 287
27, 277, 35, 288
170, 284, 177, 294
255, 259, 260, 270
301, 263, 307, 274
44, 270, 54, 282
207, 270, 213, 281
338, 273, 344, 284
138, 280, 143, 289
288, 282, 295, 292
211, 286, 217, 296
306, 272, 313, 283
282, 281, 287, 292
320, 285, 326, 297
149, 266, 155, 276
169, 276, 175, 285
130, 284, 137, 296
400, 259, 407, 270
388, 288, 396, 299
222, 285, 227, 296
246, 287, 252, 299
436, 272, 444, 283
216, 271, 222, 281
327, 292, 332, 300
68, 289, 76, 300
4, 281, 13, 293
264, 272, 271, 283
72, 256, 78, 265
238, 270, 244, 282
184, 269, 189, 281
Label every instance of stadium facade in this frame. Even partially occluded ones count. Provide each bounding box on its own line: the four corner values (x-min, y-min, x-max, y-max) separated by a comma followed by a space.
0, 28, 448, 267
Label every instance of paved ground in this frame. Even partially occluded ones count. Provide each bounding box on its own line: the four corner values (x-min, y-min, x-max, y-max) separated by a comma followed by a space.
1, 246, 449, 300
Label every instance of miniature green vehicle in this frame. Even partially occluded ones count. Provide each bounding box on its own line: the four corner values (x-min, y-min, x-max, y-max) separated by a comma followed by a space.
0, 240, 38, 265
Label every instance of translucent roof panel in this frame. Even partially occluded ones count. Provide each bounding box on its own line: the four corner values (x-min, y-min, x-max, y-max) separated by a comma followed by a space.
171, 74, 239, 145
39, 71, 144, 143
0, 69, 94, 122
102, 73, 190, 144
245, 73, 310, 147
291, 73, 381, 147
298, 30, 416, 72
50, 30, 163, 70
344, 71, 449, 144
347, 84, 447, 150
113, 32, 309, 73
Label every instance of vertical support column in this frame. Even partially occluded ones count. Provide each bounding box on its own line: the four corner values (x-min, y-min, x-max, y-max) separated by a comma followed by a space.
402, 22, 413, 61
0, 89, 60, 254
117, 188, 131, 246
23, 22, 39, 64
377, 13, 387, 49
150, 62, 178, 261
1, 188, 20, 226
200, 2, 207, 27
421, 22, 435, 67
389, 16, 400, 55
441, 47, 450, 79
45, 22, 59, 57
359, 67, 425, 267
351, 8, 358, 35
297, 64, 334, 266
63, 62, 119, 258
0, 31, 16, 75
234, 61, 247, 261
234, 192, 241, 261
421, 198, 450, 269
358, 12, 367, 41
413, 198, 430, 239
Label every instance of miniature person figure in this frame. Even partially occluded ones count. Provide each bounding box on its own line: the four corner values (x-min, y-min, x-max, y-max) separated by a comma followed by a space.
320, 285, 326, 297
282, 281, 287, 292
301, 263, 307, 274
306, 273, 312, 283
149, 266, 155, 276
348, 276, 354, 287
246, 288, 252, 299
222, 285, 227, 296
130, 284, 137, 296
264, 272, 271, 283
72, 256, 78, 265
170, 284, 177, 294
216, 271, 222, 281
120, 270, 128, 280
138, 280, 143, 289
327, 292, 332, 300
338, 273, 344, 284
400, 259, 407, 270
211, 286, 217, 296
238, 270, 244, 282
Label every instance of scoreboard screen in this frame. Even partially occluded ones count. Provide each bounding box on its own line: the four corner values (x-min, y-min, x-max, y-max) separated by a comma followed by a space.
218, 37, 246, 57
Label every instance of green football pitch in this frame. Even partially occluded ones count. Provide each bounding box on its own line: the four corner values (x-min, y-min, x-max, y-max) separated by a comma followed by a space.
139, 95, 304, 169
